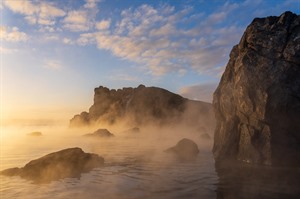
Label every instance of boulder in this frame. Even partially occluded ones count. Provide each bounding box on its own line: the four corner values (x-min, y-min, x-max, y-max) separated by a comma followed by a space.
165, 138, 199, 160
84, 128, 114, 138
213, 11, 300, 166
0, 148, 104, 183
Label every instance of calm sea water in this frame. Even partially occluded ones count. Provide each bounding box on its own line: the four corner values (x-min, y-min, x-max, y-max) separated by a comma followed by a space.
1, 126, 300, 199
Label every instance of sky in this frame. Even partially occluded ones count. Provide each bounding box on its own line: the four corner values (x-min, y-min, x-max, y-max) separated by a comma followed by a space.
1, 0, 300, 125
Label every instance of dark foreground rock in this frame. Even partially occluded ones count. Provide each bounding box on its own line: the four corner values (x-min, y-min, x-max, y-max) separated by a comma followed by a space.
165, 138, 199, 160
213, 11, 300, 166
84, 128, 114, 138
1, 148, 104, 183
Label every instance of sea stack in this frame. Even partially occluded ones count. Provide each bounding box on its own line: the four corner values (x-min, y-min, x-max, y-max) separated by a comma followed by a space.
213, 11, 300, 166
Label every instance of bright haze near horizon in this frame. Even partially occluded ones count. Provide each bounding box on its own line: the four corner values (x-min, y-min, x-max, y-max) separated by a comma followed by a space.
1, 0, 299, 126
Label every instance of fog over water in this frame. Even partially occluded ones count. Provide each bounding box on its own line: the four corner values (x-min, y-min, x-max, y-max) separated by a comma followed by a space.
0, 124, 218, 199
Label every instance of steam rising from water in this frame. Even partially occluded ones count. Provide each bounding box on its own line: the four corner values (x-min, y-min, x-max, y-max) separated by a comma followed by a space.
0, 122, 216, 198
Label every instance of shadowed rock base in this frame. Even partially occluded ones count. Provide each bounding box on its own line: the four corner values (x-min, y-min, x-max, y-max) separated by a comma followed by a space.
215, 161, 300, 199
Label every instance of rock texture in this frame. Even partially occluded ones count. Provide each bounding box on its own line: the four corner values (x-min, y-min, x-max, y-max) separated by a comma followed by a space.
70, 85, 215, 131
213, 11, 300, 166
84, 128, 114, 138
165, 138, 199, 160
1, 148, 104, 183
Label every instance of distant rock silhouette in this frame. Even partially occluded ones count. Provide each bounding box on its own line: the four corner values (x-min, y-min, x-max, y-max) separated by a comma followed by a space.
84, 129, 114, 138
27, 132, 42, 136
213, 11, 300, 166
1, 148, 104, 183
165, 138, 199, 160
70, 85, 215, 131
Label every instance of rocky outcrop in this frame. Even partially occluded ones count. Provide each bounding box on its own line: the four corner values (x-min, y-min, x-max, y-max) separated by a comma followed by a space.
165, 138, 199, 160
1, 148, 104, 183
84, 128, 114, 138
213, 11, 300, 166
70, 85, 215, 131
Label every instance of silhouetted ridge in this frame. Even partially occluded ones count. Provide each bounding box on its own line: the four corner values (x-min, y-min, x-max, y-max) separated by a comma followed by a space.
70, 85, 215, 131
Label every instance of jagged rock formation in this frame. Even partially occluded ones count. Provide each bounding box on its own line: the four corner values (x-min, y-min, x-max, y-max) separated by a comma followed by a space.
70, 85, 215, 131
165, 138, 199, 160
84, 128, 114, 138
213, 11, 300, 166
1, 148, 104, 183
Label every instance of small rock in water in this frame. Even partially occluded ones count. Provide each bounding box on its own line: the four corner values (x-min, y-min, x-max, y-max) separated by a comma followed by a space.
200, 133, 211, 140
84, 128, 114, 138
165, 138, 199, 161
0, 147, 104, 183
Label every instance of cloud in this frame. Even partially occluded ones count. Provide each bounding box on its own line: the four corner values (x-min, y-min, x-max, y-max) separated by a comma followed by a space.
0, 26, 28, 42
63, 0, 99, 32
63, 38, 73, 45
0, 47, 18, 54
179, 83, 218, 102
96, 19, 111, 30
44, 60, 63, 70
84, 0, 100, 9
109, 74, 139, 82
3, 0, 65, 26
77, 3, 243, 76
63, 10, 90, 32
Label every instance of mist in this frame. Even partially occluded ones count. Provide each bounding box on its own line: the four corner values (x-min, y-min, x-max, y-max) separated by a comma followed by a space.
1, 98, 217, 198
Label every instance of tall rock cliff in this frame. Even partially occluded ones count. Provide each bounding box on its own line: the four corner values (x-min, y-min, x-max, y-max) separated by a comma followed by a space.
70, 85, 215, 131
213, 11, 300, 166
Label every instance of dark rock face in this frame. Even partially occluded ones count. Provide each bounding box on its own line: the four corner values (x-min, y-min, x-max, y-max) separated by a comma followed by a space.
165, 138, 199, 160
84, 129, 114, 138
213, 11, 300, 166
1, 148, 104, 183
70, 85, 214, 130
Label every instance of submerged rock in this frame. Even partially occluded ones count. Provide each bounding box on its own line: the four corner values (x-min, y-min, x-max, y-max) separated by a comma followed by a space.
165, 138, 199, 160
213, 11, 300, 166
84, 128, 114, 138
27, 132, 42, 136
0, 148, 104, 183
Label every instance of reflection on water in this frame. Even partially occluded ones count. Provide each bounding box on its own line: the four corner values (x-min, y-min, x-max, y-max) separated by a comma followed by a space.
215, 161, 300, 199
1, 126, 300, 199
0, 126, 218, 199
